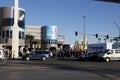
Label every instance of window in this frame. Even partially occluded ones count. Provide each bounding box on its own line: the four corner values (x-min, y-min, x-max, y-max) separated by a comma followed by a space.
36, 51, 42, 54
115, 50, 120, 54
10, 30, 12, 38
21, 32, 24, 39
2, 30, 5, 38
19, 31, 24, 39
19, 31, 21, 39
50, 39, 57, 44
6, 30, 9, 38
111, 50, 113, 54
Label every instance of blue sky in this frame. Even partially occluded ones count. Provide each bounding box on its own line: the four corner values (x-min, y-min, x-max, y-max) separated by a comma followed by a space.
0, 0, 120, 44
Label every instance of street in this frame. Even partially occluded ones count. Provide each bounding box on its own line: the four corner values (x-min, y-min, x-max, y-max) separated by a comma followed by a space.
0, 59, 120, 80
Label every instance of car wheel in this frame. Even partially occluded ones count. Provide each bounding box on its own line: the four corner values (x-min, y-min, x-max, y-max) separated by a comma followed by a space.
42, 57, 46, 61
105, 57, 110, 62
26, 57, 30, 61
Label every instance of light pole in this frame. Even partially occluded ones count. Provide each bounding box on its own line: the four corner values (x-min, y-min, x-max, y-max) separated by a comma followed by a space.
113, 22, 120, 39
83, 16, 86, 52
98, 38, 101, 43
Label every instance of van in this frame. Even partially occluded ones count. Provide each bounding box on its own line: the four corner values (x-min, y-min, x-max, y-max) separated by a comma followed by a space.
98, 49, 120, 62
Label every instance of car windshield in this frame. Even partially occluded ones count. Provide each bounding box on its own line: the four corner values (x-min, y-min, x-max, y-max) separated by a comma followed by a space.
33, 51, 49, 54
44, 51, 49, 54
102, 50, 110, 54
49, 47, 56, 51
63, 45, 70, 50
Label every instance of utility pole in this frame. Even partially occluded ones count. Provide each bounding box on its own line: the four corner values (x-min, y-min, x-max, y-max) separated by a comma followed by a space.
12, 0, 19, 58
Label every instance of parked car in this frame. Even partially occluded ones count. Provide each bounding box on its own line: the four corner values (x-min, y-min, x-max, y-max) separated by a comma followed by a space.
22, 50, 50, 61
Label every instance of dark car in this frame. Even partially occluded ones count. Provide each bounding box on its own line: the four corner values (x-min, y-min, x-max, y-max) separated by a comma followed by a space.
84, 52, 98, 61
22, 50, 50, 61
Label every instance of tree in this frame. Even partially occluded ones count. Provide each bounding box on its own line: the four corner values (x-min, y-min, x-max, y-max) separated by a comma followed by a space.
25, 34, 34, 49
32, 39, 41, 50
74, 40, 80, 51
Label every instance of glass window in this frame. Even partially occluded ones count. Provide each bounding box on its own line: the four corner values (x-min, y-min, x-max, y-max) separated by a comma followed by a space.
21, 32, 24, 39
10, 30, 12, 38
111, 50, 113, 54
36, 51, 42, 54
6, 30, 9, 38
19, 31, 21, 39
46, 39, 50, 44
2, 30, 5, 38
115, 50, 120, 54
0, 31, 1, 39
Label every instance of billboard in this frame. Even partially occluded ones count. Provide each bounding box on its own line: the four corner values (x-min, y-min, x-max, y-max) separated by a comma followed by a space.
46, 25, 57, 40
87, 43, 113, 52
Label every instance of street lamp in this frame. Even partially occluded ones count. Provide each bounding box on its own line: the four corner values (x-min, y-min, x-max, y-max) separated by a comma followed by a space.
113, 22, 120, 39
106, 18, 120, 39
98, 38, 101, 43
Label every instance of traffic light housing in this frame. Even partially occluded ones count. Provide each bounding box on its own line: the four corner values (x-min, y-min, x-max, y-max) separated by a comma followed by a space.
75, 31, 78, 36
95, 34, 98, 38
106, 35, 109, 39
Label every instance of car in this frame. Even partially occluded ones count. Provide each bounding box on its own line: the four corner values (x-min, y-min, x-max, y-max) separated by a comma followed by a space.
22, 50, 50, 61
83, 52, 98, 61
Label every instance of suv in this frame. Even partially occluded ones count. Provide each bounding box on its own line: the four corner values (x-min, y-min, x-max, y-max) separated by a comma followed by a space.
98, 49, 120, 62
22, 50, 50, 61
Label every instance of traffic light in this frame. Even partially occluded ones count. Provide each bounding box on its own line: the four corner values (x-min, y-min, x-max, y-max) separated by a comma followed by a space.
75, 31, 78, 36
106, 35, 109, 39
95, 34, 98, 38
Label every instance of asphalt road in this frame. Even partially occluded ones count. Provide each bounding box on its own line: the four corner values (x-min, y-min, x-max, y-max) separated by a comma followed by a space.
0, 59, 120, 80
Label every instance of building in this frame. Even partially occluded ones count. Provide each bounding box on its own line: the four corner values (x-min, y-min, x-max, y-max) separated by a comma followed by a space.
0, 7, 64, 53
25, 26, 65, 49
57, 35, 65, 48
0, 6, 25, 54
25, 25, 41, 49
25, 25, 41, 40
41, 25, 58, 49
57, 35, 65, 44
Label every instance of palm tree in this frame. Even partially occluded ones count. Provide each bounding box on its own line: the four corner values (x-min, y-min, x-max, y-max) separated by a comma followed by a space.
25, 34, 34, 49
32, 39, 41, 50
